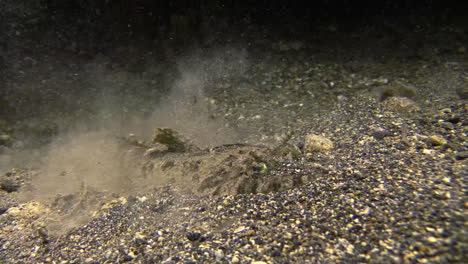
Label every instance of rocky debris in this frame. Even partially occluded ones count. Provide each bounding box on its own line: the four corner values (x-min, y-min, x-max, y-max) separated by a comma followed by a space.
304, 134, 333, 153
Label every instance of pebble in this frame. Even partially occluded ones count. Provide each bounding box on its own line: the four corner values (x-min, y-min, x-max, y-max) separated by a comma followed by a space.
214, 249, 224, 260
371, 127, 392, 140
186, 232, 202, 241
429, 135, 447, 146
454, 151, 468, 160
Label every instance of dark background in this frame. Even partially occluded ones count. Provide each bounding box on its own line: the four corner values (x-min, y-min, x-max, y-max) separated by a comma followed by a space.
1, 0, 466, 50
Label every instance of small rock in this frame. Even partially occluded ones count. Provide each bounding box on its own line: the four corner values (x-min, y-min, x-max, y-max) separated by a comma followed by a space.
122, 254, 134, 261
360, 206, 372, 216
429, 135, 447, 146
186, 232, 202, 241
337, 94, 348, 101
454, 151, 468, 160
439, 108, 452, 114
239, 229, 256, 237
422, 148, 434, 155
37, 226, 49, 244
371, 127, 392, 140
304, 134, 333, 153
214, 249, 225, 260
439, 122, 454, 130
0, 207, 8, 215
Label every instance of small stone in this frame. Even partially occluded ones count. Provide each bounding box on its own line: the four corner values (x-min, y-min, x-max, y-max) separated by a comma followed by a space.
215, 249, 225, 260
337, 94, 348, 101
429, 135, 447, 146
123, 254, 134, 261
304, 134, 333, 153
137, 196, 148, 202
37, 226, 49, 244
422, 149, 434, 155
186, 232, 202, 241
439, 108, 452, 114
234, 226, 248, 233
239, 229, 256, 237
0, 207, 8, 215
360, 207, 372, 216
371, 127, 392, 140
439, 122, 454, 130
454, 151, 468, 160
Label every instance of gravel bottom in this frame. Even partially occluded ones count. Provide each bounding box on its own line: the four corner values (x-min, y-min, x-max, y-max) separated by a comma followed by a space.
0, 46, 467, 263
